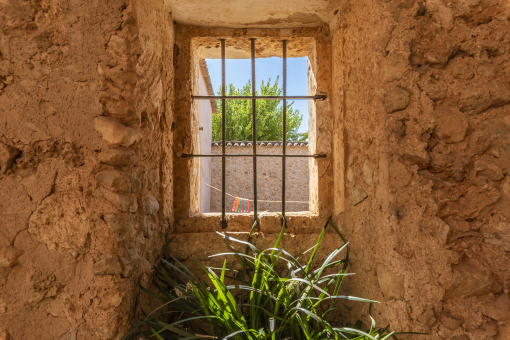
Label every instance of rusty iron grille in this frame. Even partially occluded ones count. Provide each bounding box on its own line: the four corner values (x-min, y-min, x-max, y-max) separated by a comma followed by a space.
183, 39, 327, 228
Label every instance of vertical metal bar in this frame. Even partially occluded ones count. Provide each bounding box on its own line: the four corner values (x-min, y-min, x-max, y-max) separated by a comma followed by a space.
251, 38, 258, 222
282, 40, 287, 220
221, 39, 227, 229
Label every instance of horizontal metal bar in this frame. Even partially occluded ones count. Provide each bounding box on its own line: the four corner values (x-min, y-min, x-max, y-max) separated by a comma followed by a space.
192, 95, 327, 100
182, 153, 326, 158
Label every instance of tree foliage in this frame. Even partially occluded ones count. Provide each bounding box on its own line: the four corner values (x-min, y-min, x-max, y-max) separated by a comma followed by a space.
212, 77, 308, 142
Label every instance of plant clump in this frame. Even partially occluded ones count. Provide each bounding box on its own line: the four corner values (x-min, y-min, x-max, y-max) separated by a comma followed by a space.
123, 216, 421, 339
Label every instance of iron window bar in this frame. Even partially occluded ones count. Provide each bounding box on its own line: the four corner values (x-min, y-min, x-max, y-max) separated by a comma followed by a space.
182, 154, 326, 158
186, 39, 328, 228
192, 95, 327, 100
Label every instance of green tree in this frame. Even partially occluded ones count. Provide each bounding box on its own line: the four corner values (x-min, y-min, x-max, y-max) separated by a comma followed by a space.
212, 76, 308, 141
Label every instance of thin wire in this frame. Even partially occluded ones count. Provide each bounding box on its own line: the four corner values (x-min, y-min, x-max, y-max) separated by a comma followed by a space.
202, 182, 309, 204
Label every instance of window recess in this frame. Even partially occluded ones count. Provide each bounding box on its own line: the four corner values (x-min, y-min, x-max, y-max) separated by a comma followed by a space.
183, 39, 327, 229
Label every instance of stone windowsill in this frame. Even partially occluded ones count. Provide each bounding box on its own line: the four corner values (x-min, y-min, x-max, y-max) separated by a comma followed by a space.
174, 211, 332, 234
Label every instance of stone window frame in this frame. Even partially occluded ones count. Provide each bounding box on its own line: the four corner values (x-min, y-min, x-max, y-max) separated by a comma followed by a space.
172, 26, 333, 233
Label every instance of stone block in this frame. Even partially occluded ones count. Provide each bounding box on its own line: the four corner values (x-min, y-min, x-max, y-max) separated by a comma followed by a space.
103, 213, 135, 242
488, 80, 510, 107
411, 17, 457, 69
399, 153, 430, 169
39, 295, 64, 317
477, 63, 499, 77
108, 34, 128, 55
480, 320, 499, 337
145, 194, 160, 215
383, 53, 407, 83
474, 160, 504, 181
496, 322, 510, 340
460, 86, 491, 115
102, 98, 137, 121
468, 130, 491, 156
440, 311, 462, 330
0, 142, 19, 174
452, 59, 474, 80
346, 168, 354, 183
102, 188, 138, 213
94, 116, 142, 146
433, 105, 468, 143
482, 294, 510, 323
444, 258, 501, 300
93, 254, 124, 276
120, 252, 141, 278
434, 4, 453, 29
390, 160, 412, 189
0, 331, 10, 340
351, 184, 368, 205
481, 220, 510, 251
377, 264, 405, 301
417, 305, 436, 328
383, 87, 411, 113
147, 169, 160, 187
0, 246, 23, 268
348, 250, 358, 265
98, 148, 137, 166
362, 159, 373, 186
143, 216, 156, 238
437, 179, 500, 219
56, 330, 77, 340
417, 73, 447, 101
96, 170, 142, 194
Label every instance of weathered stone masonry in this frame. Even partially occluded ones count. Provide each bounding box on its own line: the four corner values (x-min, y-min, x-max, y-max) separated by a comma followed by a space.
332, 0, 510, 338
1, 0, 510, 339
0, 0, 174, 339
209, 142, 310, 212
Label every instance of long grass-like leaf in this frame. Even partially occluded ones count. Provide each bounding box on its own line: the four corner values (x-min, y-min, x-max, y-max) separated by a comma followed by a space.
215, 231, 261, 255
124, 216, 418, 340
304, 217, 330, 274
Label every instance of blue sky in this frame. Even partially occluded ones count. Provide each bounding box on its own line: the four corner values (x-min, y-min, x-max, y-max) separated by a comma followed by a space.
205, 57, 309, 134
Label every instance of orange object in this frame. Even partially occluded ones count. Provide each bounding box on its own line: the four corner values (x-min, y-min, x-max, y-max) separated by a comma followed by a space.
232, 197, 239, 212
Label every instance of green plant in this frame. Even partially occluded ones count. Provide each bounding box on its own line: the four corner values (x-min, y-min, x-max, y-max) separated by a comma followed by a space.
123, 216, 419, 340
212, 77, 308, 142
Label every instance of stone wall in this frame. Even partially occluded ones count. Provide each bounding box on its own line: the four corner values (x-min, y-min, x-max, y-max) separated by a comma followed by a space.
0, 0, 174, 339
2, 0, 510, 339
331, 0, 510, 338
209, 142, 310, 212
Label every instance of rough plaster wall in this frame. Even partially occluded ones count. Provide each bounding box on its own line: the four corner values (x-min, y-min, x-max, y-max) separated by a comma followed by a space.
332, 0, 510, 338
165, 0, 343, 28
210, 144, 310, 212
308, 35, 333, 216
0, 0, 174, 338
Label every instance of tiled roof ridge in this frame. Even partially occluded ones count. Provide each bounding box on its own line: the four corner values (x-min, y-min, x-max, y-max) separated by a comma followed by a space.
211, 141, 308, 147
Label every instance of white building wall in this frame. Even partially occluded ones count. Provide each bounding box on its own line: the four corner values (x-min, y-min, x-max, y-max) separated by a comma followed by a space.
198, 66, 212, 212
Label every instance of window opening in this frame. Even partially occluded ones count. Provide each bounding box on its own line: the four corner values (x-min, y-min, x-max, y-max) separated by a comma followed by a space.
184, 39, 326, 228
